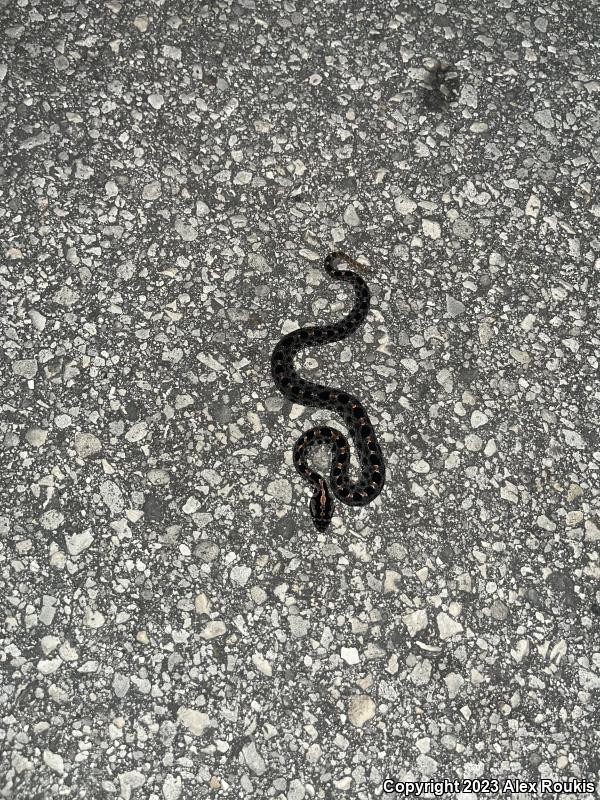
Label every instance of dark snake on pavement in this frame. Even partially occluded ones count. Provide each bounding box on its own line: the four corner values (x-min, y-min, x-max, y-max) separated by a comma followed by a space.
271, 251, 386, 531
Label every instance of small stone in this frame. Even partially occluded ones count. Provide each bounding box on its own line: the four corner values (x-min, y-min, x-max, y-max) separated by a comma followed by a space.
436, 611, 463, 640
402, 609, 428, 637
200, 620, 226, 639
233, 170, 253, 185
65, 530, 93, 556
394, 195, 417, 215
40, 510, 64, 531
411, 659, 432, 685
465, 434, 483, 452
195, 540, 219, 562
533, 108, 554, 129
162, 45, 182, 61
12, 754, 32, 773
511, 639, 530, 663
29, 309, 46, 330
348, 694, 376, 727
417, 754, 439, 776
459, 84, 478, 108
53, 287, 79, 307
501, 481, 519, 503
43, 750, 64, 775
105, 180, 119, 197
40, 635, 60, 655
83, 608, 105, 629
25, 427, 48, 447
436, 368, 453, 392
194, 593, 210, 614
446, 295, 465, 317
266, 478, 292, 504
147, 468, 170, 485
536, 514, 556, 531
58, 641, 78, 661
444, 672, 464, 698
471, 410, 488, 428
38, 658, 61, 675
133, 14, 149, 32
250, 587, 267, 606
563, 428, 586, 450
252, 653, 272, 676
119, 770, 146, 800
100, 480, 124, 514
12, 359, 38, 378
174, 217, 198, 242
230, 565, 251, 586
490, 599, 508, 621
585, 520, 600, 541
162, 775, 182, 800
578, 668, 600, 691
288, 615, 309, 638
452, 218, 474, 240
383, 570, 401, 594
343, 204, 360, 227
148, 93, 165, 109
526, 193, 541, 218
142, 180, 162, 200
112, 673, 130, 698
178, 707, 212, 736
74, 432, 102, 458
242, 740, 267, 775
341, 647, 360, 665
288, 779, 306, 800
422, 218, 441, 239
484, 438, 497, 456
183, 496, 201, 514
125, 421, 148, 442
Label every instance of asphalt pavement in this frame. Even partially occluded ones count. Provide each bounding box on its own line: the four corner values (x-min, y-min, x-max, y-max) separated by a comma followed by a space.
1, 1, 599, 797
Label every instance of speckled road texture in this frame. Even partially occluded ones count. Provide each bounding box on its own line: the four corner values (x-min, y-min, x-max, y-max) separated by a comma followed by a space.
1, 1, 599, 798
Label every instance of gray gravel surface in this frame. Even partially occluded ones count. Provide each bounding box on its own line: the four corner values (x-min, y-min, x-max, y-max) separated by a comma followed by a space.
1, 0, 599, 798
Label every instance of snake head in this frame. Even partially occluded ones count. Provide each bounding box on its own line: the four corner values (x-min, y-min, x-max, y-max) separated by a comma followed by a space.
309, 479, 333, 531
328, 251, 370, 274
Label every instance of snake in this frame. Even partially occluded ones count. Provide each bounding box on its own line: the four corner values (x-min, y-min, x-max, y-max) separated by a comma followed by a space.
271, 251, 386, 531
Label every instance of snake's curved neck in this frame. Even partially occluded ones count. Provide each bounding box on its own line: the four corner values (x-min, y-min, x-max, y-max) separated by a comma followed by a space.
274, 267, 369, 360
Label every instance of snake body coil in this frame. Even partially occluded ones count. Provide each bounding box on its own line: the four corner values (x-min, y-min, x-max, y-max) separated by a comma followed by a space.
271, 252, 385, 530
